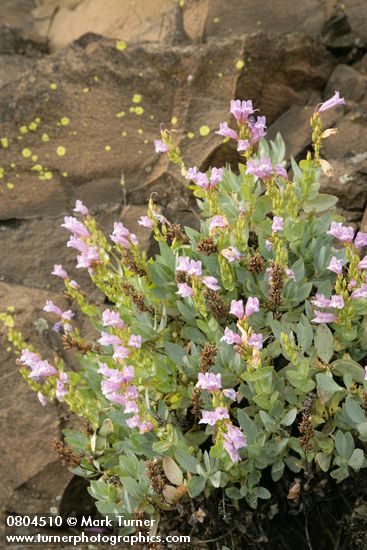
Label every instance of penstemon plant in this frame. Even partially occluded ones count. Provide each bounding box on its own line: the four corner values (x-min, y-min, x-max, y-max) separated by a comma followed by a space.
3, 91, 367, 528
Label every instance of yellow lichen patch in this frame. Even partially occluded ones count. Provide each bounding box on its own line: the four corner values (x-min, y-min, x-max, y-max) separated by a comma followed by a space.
0, 168, 4, 178
93, 75, 99, 82
129, 106, 135, 113
19, 126, 28, 134
50, 83, 58, 90
62, 172, 68, 177
105, 145, 112, 151
150, 115, 155, 120
121, 131, 127, 136
10, 163, 15, 168
31, 164, 43, 172
22, 148, 32, 158
41, 133, 50, 142
132, 94, 142, 103
60, 117, 70, 126
236, 59, 245, 70
218, 72, 223, 78
31, 155, 38, 162
116, 40, 127, 51
83, 87, 89, 93
6, 182, 14, 189
137, 128, 143, 135
134, 106, 144, 116
1, 137, 9, 148
35, 117, 41, 123
116, 111, 125, 118
143, 139, 149, 144
199, 125, 210, 136
44, 171, 53, 180
138, 150, 142, 154
171, 116, 178, 125
17, 136, 23, 141
28, 122, 38, 131
187, 132, 195, 139
56, 146, 66, 157
213, 16, 220, 23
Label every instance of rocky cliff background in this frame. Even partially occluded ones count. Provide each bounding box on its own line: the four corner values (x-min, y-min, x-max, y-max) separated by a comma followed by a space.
1, 0, 367, 521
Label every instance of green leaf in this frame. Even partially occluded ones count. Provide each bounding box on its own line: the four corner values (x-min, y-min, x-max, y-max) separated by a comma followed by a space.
164, 342, 187, 365
296, 315, 313, 353
335, 430, 355, 460
237, 410, 258, 443
348, 449, 365, 471
281, 409, 297, 426
332, 359, 366, 383
344, 397, 365, 425
271, 460, 285, 481
188, 476, 206, 498
314, 324, 334, 363
174, 448, 200, 474
316, 452, 331, 472
304, 193, 338, 213
316, 373, 344, 405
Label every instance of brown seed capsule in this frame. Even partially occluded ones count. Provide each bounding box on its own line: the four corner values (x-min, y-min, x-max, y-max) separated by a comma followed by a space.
197, 236, 218, 255
247, 252, 265, 274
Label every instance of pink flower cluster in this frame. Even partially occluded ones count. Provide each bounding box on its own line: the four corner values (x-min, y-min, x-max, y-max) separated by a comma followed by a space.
185, 167, 224, 189
19, 348, 68, 405
196, 372, 221, 391
110, 222, 138, 248
43, 300, 74, 333
98, 362, 152, 433
221, 246, 242, 263
175, 256, 221, 297
216, 99, 267, 152
246, 158, 287, 180
98, 309, 142, 361
223, 424, 247, 463
230, 297, 260, 320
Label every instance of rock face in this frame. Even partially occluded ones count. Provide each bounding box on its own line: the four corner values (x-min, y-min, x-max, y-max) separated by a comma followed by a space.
1, 0, 367, 520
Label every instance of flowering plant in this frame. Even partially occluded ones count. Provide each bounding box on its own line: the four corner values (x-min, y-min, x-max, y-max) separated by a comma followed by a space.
3, 91, 367, 527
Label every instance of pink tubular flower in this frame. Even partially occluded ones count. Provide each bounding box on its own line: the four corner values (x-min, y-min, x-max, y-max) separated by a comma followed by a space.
223, 388, 236, 401
327, 256, 344, 275
230, 299, 244, 320
202, 276, 220, 291
28, 359, 58, 380
216, 122, 239, 140
154, 139, 169, 153
176, 256, 202, 276
73, 200, 89, 216
246, 157, 273, 179
61, 216, 90, 238
209, 215, 228, 232
230, 99, 254, 122
249, 115, 267, 143
176, 256, 191, 272
327, 221, 354, 243
248, 332, 263, 349
113, 346, 130, 361
51, 264, 68, 279
311, 294, 344, 309
138, 216, 154, 229
275, 165, 287, 179
176, 283, 194, 298
67, 235, 88, 253
102, 309, 124, 329
223, 424, 247, 463
354, 232, 367, 249
199, 407, 229, 426
312, 310, 338, 324
196, 372, 222, 391
245, 296, 260, 317
210, 167, 224, 186
265, 239, 273, 251
351, 284, 367, 299
221, 327, 242, 345
194, 172, 210, 189
285, 268, 296, 281
128, 334, 142, 348
110, 222, 131, 248
221, 246, 241, 262
316, 91, 345, 114
56, 372, 69, 401
76, 246, 100, 269
237, 139, 250, 152
37, 392, 48, 406
43, 300, 62, 317
272, 216, 284, 233
98, 332, 122, 347
358, 256, 367, 270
